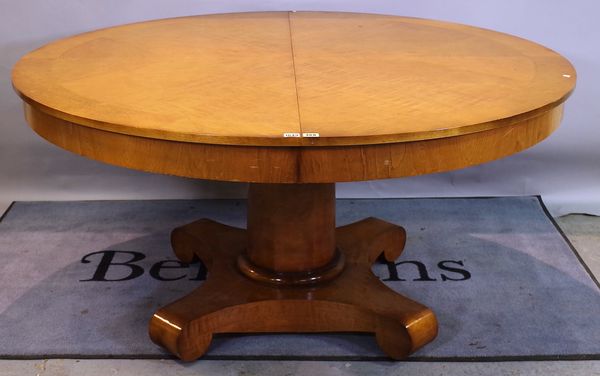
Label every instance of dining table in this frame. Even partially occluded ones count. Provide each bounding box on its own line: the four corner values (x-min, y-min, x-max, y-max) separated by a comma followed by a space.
12, 11, 576, 360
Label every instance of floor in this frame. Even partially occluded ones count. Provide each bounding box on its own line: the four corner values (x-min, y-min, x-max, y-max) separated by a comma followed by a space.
0, 200, 598, 376
2, 359, 600, 376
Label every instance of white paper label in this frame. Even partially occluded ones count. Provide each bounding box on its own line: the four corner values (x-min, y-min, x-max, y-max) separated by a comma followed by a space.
302, 132, 320, 138
283, 132, 301, 138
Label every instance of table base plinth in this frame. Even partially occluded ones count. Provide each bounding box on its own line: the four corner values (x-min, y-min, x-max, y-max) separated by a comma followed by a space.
148, 217, 438, 361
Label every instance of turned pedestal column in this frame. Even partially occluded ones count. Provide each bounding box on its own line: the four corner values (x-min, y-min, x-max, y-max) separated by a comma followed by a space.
148, 183, 438, 360
239, 183, 344, 285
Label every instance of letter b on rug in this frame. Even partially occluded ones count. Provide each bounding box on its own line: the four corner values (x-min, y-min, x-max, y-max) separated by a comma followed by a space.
79, 250, 208, 282
80, 250, 145, 281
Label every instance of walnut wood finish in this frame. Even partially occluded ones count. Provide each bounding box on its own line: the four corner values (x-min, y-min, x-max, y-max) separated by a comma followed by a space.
149, 186, 436, 361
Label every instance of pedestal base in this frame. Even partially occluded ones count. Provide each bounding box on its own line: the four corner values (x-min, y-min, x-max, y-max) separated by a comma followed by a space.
149, 217, 438, 361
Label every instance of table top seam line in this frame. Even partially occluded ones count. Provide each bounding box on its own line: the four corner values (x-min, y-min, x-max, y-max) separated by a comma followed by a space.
287, 11, 303, 136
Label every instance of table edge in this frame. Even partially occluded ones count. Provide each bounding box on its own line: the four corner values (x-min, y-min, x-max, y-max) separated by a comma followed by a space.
23, 102, 565, 183
14, 85, 573, 147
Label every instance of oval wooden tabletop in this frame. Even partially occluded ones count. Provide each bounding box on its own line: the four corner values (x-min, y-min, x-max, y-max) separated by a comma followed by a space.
13, 11, 575, 147
13, 11, 576, 183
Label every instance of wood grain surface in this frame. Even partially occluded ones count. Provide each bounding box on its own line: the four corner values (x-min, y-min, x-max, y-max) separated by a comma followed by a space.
14, 13, 573, 359
13, 11, 575, 147
150, 214, 436, 360
25, 102, 564, 183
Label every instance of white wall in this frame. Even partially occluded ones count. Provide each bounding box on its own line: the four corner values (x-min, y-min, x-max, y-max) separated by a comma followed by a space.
1, 0, 598, 216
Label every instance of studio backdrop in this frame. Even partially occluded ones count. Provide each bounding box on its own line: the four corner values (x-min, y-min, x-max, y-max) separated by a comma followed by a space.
1, 0, 598, 216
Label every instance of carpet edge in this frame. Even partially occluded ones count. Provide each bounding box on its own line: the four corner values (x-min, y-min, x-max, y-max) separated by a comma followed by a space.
536, 196, 600, 290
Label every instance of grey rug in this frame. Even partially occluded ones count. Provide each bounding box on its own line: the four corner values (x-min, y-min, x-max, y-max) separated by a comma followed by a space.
0, 197, 598, 361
